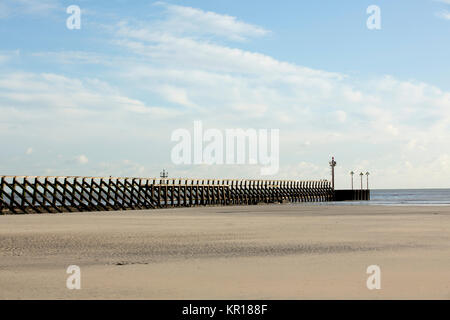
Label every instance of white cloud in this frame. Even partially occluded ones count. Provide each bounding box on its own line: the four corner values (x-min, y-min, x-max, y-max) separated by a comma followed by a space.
335, 110, 347, 123
124, 104, 182, 117
114, 23, 342, 80
31, 51, 110, 65
385, 124, 399, 136
157, 85, 196, 108
0, 0, 59, 18
0, 50, 20, 64
232, 103, 268, 117
436, 10, 450, 20
26, 147, 33, 155
111, 19, 346, 121
0, 72, 184, 118
156, 2, 269, 41
0, 55, 9, 64
76, 155, 89, 164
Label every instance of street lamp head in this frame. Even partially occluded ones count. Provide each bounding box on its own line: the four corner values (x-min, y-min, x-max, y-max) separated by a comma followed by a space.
350, 171, 354, 175
160, 169, 168, 178
329, 157, 337, 166
366, 171, 370, 176
360, 172, 364, 176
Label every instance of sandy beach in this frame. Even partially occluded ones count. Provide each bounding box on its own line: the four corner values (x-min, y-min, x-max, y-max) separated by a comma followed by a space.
0, 204, 449, 300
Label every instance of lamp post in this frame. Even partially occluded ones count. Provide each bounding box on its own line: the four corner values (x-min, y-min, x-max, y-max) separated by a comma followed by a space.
359, 172, 364, 190
329, 157, 337, 190
350, 171, 354, 190
365, 172, 370, 190
160, 169, 168, 179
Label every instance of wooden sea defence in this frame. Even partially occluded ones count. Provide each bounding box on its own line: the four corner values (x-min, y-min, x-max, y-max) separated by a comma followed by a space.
0, 176, 334, 214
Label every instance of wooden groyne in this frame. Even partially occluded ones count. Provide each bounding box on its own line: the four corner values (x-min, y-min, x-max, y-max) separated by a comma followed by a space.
0, 176, 334, 214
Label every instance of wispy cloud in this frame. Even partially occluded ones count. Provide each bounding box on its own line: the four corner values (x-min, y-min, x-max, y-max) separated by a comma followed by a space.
0, 71, 183, 123
76, 155, 89, 165
0, 0, 60, 19
155, 2, 269, 41
0, 55, 9, 64
114, 21, 342, 80
436, 10, 450, 19
0, 50, 20, 64
31, 51, 110, 65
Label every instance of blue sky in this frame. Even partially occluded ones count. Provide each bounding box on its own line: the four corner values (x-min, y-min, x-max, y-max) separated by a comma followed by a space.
1, 0, 450, 188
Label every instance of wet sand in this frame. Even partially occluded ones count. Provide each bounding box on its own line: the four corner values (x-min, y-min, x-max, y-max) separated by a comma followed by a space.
0, 204, 449, 299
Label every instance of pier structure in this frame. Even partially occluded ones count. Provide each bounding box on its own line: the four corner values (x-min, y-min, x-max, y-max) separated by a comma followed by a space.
0, 176, 335, 214
334, 189, 371, 201
329, 157, 371, 201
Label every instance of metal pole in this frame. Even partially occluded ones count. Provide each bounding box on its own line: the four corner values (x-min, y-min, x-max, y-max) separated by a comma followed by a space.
366, 172, 370, 190
350, 171, 354, 190
360, 172, 363, 190
329, 157, 337, 190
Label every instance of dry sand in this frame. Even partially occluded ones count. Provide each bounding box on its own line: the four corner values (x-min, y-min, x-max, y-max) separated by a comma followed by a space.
0, 204, 449, 299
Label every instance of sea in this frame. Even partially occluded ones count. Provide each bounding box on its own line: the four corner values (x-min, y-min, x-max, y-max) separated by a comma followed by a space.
328, 189, 450, 206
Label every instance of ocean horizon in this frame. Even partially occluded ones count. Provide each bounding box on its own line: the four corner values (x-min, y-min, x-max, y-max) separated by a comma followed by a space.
306, 188, 450, 206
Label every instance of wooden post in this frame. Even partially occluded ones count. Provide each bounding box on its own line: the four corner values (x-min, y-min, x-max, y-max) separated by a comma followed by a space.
150, 179, 155, 208
164, 179, 168, 207
170, 179, 175, 207
178, 179, 182, 207
188, 180, 192, 206
0, 176, 4, 214
34, 177, 61, 213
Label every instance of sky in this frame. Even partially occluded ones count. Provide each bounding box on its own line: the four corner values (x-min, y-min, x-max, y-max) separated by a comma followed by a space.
1, 0, 450, 189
